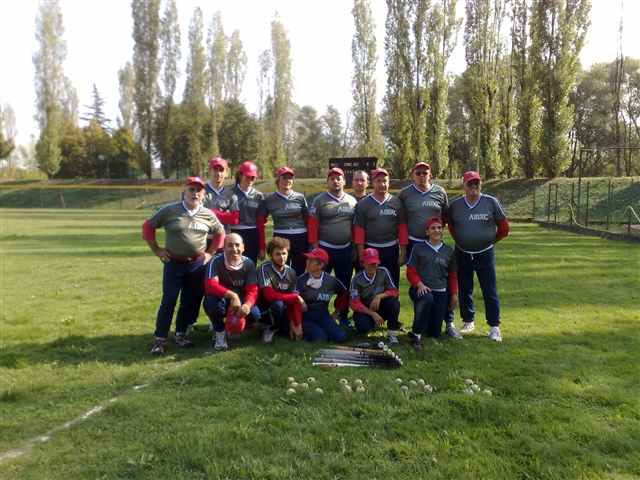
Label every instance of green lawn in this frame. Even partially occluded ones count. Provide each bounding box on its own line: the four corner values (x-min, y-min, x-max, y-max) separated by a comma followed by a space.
1, 209, 639, 479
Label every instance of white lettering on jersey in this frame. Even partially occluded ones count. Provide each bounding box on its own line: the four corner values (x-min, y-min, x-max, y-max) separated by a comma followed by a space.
421, 200, 440, 207
245, 201, 259, 208
277, 282, 291, 290
379, 209, 397, 216
469, 214, 489, 220
316, 293, 332, 301
285, 203, 302, 210
434, 257, 448, 266
338, 206, 354, 213
189, 222, 210, 231
232, 279, 246, 287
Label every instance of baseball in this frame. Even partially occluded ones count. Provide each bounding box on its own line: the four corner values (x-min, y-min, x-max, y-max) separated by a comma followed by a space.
465, 379, 474, 386
315, 388, 324, 394
423, 384, 433, 393
307, 377, 316, 383
353, 379, 363, 386
300, 383, 309, 389
471, 384, 480, 392
290, 382, 299, 388
394, 378, 403, 385
356, 386, 365, 393
343, 385, 352, 392
417, 379, 425, 386
409, 380, 418, 387
464, 388, 474, 395
400, 385, 409, 392
483, 389, 492, 397
286, 388, 296, 396
339, 378, 349, 386
287, 377, 295, 383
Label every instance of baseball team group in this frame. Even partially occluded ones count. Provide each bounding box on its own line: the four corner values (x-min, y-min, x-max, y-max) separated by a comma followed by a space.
142, 158, 510, 355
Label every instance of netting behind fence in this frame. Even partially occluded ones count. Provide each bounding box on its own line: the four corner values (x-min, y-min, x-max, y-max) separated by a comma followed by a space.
533, 178, 640, 236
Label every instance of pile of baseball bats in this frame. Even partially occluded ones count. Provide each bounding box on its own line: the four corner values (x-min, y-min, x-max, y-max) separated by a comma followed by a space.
313, 342, 403, 368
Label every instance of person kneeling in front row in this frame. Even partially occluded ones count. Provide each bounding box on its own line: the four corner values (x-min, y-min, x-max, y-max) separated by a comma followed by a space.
349, 248, 401, 346
406, 217, 458, 349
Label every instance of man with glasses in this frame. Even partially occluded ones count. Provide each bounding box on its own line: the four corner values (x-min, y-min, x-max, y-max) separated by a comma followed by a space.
398, 162, 461, 339
447, 171, 510, 342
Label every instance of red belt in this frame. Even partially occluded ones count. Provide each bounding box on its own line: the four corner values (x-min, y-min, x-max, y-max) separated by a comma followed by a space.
169, 252, 205, 263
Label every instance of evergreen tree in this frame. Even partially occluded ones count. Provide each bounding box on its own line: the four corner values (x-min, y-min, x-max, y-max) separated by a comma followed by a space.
0, 103, 16, 161
81, 83, 111, 130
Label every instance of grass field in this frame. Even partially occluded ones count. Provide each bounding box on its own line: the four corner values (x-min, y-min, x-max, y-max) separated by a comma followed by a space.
1, 209, 639, 479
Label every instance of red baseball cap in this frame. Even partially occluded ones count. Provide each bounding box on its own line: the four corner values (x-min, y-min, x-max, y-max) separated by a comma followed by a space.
413, 162, 431, 171
371, 168, 389, 179
463, 171, 482, 183
277, 166, 295, 177
426, 216, 443, 228
362, 248, 380, 264
185, 176, 205, 188
303, 248, 329, 264
327, 167, 344, 178
209, 157, 228, 170
238, 161, 258, 177
225, 311, 246, 334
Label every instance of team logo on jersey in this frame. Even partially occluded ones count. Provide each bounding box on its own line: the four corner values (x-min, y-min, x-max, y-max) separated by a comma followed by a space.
421, 200, 439, 207
189, 222, 210, 231
469, 214, 489, 220
316, 293, 332, 301
434, 257, 448, 266
379, 209, 397, 216
309, 206, 316, 214
350, 289, 358, 299
231, 279, 246, 287
338, 206, 354, 213
277, 282, 292, 290
285, 203, 302, 210
245, 201, 260, 208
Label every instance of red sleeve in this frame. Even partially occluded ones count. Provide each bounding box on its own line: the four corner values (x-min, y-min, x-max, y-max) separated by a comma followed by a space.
257, 216, 267, 249
210, 209, 239, 226
208, 233, 224, 252
286, 303, 302, 325
398, 223, 409, 246
448, 271, 458, 295
406, 265, 422, 288
142, 219, 156, 240
384, 287, 399, 298
307, 216, 319, 243
447, 223, 455, 240
204, 278, 229, 297
349, 297, 367, 313
261, 286, 299, 306
353, 225, 365, 245
496, 218, 510, 241
244, 283, 258, 306
334, 291, 348, 312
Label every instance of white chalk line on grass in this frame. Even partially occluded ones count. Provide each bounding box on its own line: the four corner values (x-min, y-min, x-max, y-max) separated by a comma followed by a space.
1, 359, 191, 464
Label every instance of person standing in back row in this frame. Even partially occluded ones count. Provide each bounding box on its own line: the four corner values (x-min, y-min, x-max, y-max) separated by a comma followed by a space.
398, 162, 461, 340
447, 171, 510, 342
203, 157, 239, 245
230, 161, 266, 264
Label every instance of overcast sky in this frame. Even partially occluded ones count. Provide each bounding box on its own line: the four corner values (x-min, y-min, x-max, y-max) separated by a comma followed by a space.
1, 0, 638, 147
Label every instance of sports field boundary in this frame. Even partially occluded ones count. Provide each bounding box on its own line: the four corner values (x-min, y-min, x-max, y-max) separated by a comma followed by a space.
533, 219, 640, 244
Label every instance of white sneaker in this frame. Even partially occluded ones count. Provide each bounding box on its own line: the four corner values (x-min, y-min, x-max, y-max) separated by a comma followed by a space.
460, 322, 475, 333
214, 331, 228, 351
445, 324, 463, 340
489, 326, 503, 342
262, 328, 276, 344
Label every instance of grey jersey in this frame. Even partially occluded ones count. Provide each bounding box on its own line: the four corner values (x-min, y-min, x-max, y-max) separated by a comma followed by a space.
354, 194, 406, 247
202, 184, 239, 234
206, 254, 257, 295
294, 272, 346, 311
448, 194, 507, 253
310, 191, 357, 248
407, 241, 456, 292
148, 201, 223, 258
257, 262, 297, 294
349, 267, 396, 305
231, 184, 265, 231
263, 191, 309, 234
398, 183, 449, 241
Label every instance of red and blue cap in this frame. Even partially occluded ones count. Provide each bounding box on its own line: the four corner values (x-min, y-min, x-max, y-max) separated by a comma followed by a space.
185, 176, 205, 188
225, 311, 246, 334
463, 171, 482, 183
303, 248, 329, 264
362, 248, 380, 264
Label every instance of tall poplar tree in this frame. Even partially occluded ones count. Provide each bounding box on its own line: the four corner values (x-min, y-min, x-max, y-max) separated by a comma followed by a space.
351, 0, 385, 160
33, 0, 72, 178
226, 30, 248, 101
256, 49, 272, 176
531, 0, 590, 177
269, 15, 293, 168
183, 7, 209, 176
131, 0, 161, 178
207, 11, 227, 158
117, 61, 135, 130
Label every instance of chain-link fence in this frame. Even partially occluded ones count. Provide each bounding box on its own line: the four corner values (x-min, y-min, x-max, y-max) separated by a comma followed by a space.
533, 178, 640, 237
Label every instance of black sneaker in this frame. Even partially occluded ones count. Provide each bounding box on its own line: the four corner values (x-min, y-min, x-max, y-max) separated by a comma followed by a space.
408, 332, 422, 350
151, 339, 166, 355
174, 332, 194, 348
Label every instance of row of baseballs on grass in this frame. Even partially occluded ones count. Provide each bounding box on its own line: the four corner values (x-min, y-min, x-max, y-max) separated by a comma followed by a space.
463, 378, 493, 396
393, 378, 434, 393
285, 377, 368, 395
